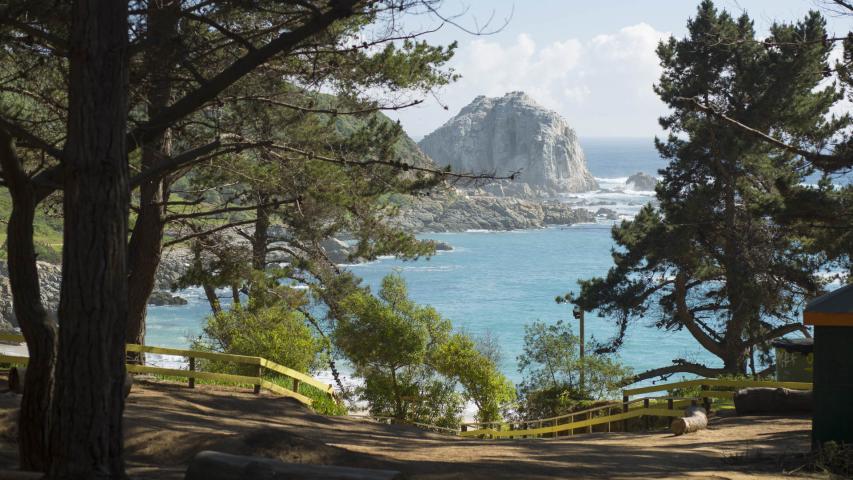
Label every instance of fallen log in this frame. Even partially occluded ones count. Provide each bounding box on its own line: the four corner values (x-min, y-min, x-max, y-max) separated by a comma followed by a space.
671, 405, 707, 435
9, 367, 133, 398
733, 387, 812, 415
184, 451, 403, 480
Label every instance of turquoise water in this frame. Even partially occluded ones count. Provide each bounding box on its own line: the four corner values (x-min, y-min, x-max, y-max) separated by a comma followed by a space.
346, 226, 720, 382
145, 138, 724, 383
146, 224, 721, 384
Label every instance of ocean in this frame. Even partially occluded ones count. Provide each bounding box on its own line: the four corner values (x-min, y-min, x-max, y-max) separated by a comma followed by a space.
144, 138, 718, 385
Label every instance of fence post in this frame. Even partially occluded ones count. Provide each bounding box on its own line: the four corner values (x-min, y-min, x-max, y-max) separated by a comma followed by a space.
701, 384, 711, 413
188, 357, 195, 389
643, 398, 650, 431
622, 394, 629, 432
253, 364, 262, 394
667, 398, 674, 410
292, 378, 300, 394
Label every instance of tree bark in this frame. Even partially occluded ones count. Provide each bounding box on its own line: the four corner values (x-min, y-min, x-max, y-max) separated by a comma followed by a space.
0, 130, 58, 472
49, 0, 130, 478
126, 0, 180, 363
624, 362, 728, 386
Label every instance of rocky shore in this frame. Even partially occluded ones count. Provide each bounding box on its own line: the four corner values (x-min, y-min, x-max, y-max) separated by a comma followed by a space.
1, 250, 193, 331
392, 191, 595, 232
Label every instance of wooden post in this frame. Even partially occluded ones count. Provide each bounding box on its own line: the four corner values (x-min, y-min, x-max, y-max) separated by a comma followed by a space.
643, 398, 650, 431
622, 394, 629, 432
701, 384, 711, 413
292, 378, 301, 394
667, 398, 674, 410
253, 365, 262, 394
188, 357, 195, 389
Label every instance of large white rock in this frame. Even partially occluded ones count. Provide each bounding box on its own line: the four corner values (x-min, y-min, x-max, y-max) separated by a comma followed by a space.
419, 92, 598, 195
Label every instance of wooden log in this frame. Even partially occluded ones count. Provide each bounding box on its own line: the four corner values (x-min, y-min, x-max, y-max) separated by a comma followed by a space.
9, 366, 25, 394
733, 387, 812, 415
184, 451, 404, 480
671, 405, 707, 436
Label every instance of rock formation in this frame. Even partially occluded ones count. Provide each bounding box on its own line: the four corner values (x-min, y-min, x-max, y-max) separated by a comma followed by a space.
1, 250, 192, 330
391, 192, 595, 232
419, 92, 597, 195
625, 172, 657, 191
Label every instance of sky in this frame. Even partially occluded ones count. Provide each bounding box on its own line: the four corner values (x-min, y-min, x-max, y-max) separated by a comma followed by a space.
383, 0, 852, 140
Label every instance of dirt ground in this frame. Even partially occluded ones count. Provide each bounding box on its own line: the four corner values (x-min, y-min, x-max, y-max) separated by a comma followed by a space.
0, 379, 824, 479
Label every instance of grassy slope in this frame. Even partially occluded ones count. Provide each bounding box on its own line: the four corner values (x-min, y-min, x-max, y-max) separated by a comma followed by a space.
0, 190, 64, 263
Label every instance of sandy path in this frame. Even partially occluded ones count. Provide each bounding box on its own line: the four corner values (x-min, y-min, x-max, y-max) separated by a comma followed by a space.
0, 379, 820, 479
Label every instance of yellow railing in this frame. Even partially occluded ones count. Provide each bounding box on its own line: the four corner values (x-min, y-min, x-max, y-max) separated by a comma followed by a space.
459, 378, 813, 439
0, 332, 335, 407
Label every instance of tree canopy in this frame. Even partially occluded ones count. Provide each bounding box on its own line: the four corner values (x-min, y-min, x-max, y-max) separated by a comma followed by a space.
574, 1, 845, 383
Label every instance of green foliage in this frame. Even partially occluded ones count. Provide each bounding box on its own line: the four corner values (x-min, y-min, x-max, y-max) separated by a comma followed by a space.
432, 334, 516, 423
574, 1, 841, 380
0, 191, 63, 264
515, 320, 630, 420
335, 274, 514, 427
193, 306, 322, 375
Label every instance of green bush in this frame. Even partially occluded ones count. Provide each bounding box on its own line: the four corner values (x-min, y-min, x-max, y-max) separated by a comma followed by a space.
335, 274, 514, 427
514, 320, 630, 420
193, 306, 323, 376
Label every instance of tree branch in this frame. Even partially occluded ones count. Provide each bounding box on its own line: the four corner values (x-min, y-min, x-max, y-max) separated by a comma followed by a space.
674, 96, 850, 171
752, 323, 812, 347
266, 143, 519, 181
622, 361, 728, 386
126, 0, 360, 151
165, 198, 296, 221
164, 219, 256, 247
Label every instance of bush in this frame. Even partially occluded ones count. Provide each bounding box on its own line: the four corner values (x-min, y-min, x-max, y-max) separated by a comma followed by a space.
335, 274, 514, 427
514, 320, 630, 420
193, 305, 323, 377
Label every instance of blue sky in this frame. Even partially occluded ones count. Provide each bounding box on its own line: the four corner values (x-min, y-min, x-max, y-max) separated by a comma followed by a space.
384, 0, 851, 139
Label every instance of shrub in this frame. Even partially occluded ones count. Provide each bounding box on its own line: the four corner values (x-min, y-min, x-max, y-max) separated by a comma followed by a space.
193, 306, 323, 377
335, 274, 514, 427
515, 320, 630, 420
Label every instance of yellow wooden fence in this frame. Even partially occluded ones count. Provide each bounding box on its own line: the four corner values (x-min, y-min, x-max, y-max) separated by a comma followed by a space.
0, 332, 335, 407
459, 378, 813, 439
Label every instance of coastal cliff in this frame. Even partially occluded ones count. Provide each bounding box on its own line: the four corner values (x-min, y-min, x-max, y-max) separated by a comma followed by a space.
419, 92, 598, 196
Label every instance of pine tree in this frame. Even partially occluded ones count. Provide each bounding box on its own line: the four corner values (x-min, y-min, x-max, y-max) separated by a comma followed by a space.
575, 1, 840, 382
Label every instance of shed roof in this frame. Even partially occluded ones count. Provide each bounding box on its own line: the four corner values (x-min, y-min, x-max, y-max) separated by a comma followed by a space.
804, 283, 853, 326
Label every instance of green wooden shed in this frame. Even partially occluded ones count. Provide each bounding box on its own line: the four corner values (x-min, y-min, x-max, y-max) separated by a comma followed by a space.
804, 283, 853, 448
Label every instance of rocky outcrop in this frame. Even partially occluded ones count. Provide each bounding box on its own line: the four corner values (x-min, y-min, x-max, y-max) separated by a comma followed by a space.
0, 260, 61, 331
319, 238, 356, 264
626, 172, 657, 191
419, 92, 597, 195
1, 250, 193, 329
392, 192, 595, 232
147, 291, 188, 306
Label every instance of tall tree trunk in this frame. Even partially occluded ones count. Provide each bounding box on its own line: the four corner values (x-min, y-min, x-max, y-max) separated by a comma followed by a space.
126, 0, 180, 362
0, 130, 58, 472
49, 0, 129, 478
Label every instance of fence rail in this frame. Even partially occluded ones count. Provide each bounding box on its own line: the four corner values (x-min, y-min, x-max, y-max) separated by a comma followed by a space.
0, 332, 334, 407
459, 378, 814, 440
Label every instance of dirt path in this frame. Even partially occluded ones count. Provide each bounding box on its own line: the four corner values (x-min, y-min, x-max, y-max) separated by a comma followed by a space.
0, 379, 821, 479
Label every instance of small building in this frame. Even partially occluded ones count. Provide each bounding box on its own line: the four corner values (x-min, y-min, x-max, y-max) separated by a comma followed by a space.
771, 338, 813, 383
804, 283, 853, 448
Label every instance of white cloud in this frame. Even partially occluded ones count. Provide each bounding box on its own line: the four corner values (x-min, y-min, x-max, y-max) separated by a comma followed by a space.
392, 23, 671, 139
